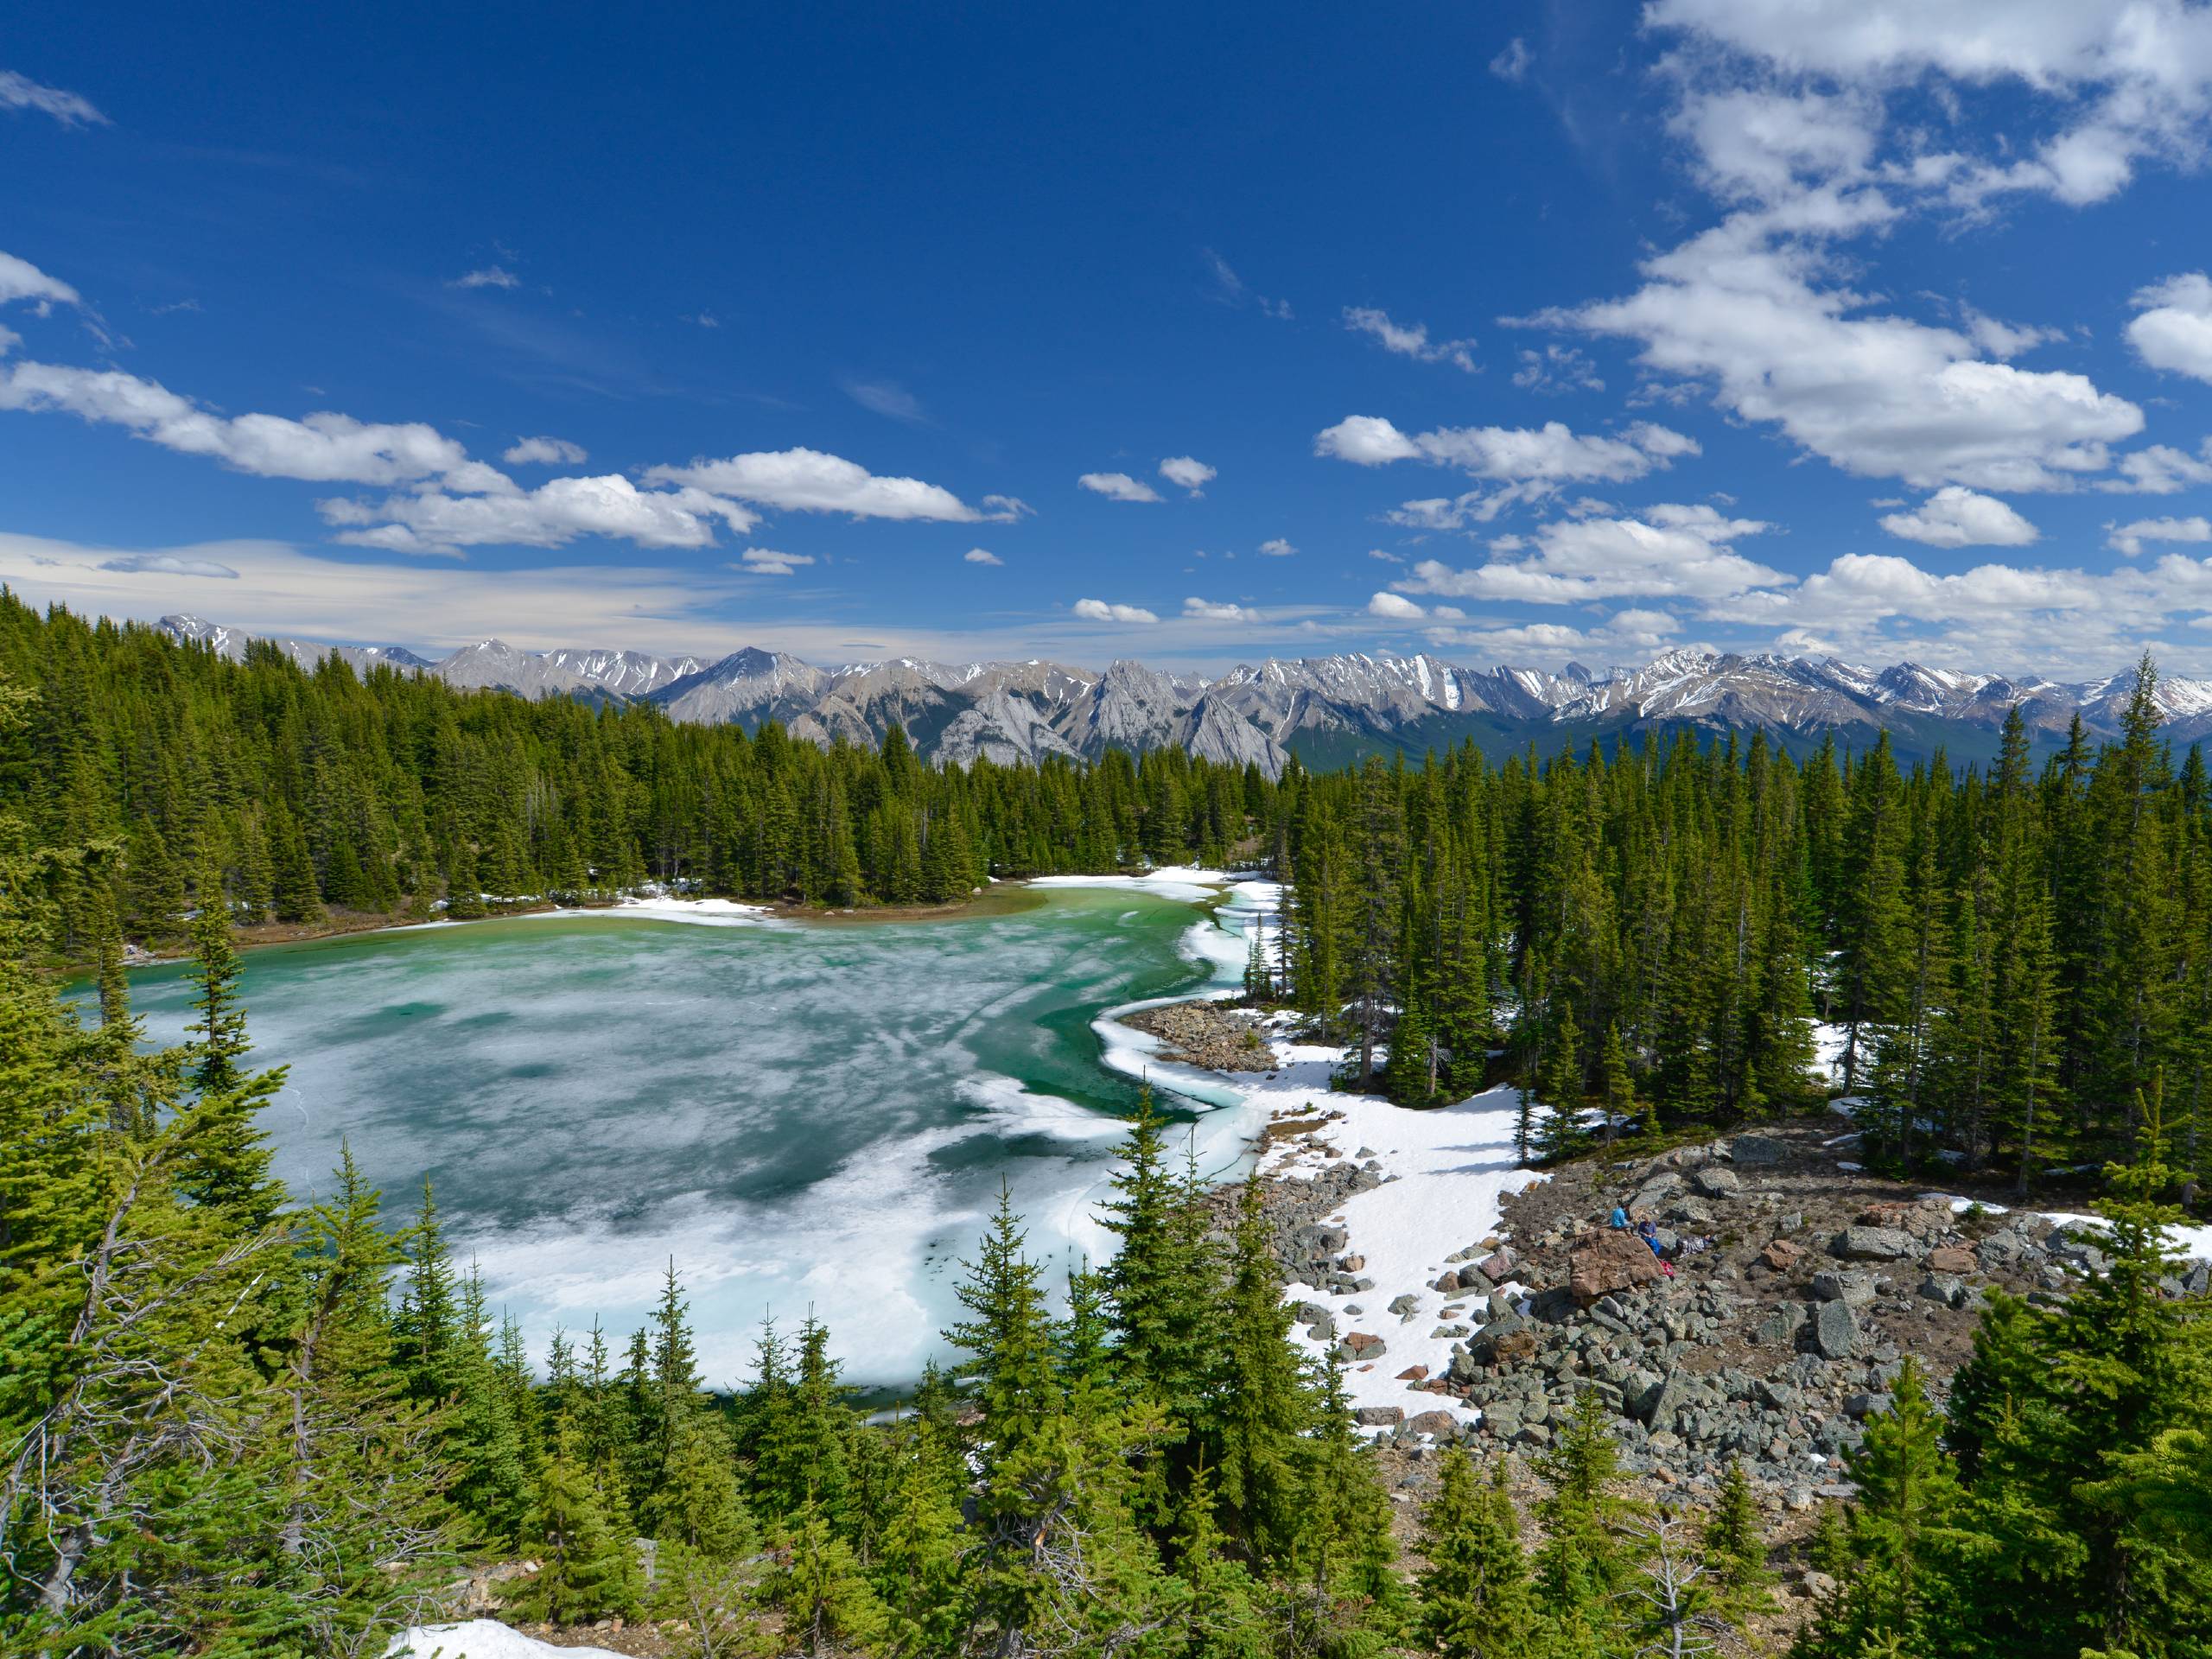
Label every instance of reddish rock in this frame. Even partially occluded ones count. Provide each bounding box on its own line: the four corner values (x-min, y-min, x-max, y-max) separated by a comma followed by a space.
1568, 1230, 1664, 1303
1396, 1363, 1431, 1382
1926, 1245, 1976, 1274
1407, 1409, 1460, 1438
1759, 1237, 1806, 1272
1344, 1331, 1385, 1357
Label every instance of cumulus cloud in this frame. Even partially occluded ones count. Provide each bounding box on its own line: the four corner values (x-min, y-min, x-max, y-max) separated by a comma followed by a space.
1072, 598, 1159, 624
1077, 471, 1163, 503
1257, 537, 1296, 557
1158, 455, 1216, 495
0, 70, 106, 127
99, 552, 238, 579
2101, 441, 2212, 494
1182, 597, 1250, 621
1646, 0, 2212, 209
320, 476, 758, 556
1315, 415, 1694, 481
2107, 516, 2212, 557
734, 546, 814, 575
963, 548, 1003, 566
451, 266, 520, 289
645, 448, 1010, 521
503, 435, 588, 466
1878, 486, 2040, 549
1343, 307, 1478, 372
1395, 503, 1786, 606
1513, 6, 2186, 497
0, 353, 477, 484
1368, 592, 1427, 620
2127, 273, 2212, 383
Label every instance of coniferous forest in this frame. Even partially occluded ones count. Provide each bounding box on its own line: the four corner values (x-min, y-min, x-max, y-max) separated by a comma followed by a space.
3, 594, 2211, 1656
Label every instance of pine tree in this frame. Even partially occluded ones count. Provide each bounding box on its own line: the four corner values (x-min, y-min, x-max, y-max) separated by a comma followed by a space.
1213, 1176, 1308, 1560
1700, 1459, 1770, 1611
769, 1500, 890, 1657
1599, 1020, 1635, 1145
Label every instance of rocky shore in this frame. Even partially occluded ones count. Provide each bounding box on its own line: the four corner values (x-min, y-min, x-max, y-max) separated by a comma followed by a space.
1122, 999, 1275, 1072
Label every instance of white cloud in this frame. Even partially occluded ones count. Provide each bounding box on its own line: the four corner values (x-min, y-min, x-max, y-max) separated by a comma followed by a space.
1368, 592, 1427, 620
963, 547, 1003, 565
1315, 416, 1695, 484
0, 250, 81, 310
1512, 346, 1605, 393
320, 475, 757, 556
686, 311, 721, 329
1183, 597, 1250, 622
2127, 272, 2212, 383
1257, 537, 1296, 557
1396, 503, 1786, 605
452, 266, 520, 289
1541, 226, 2143, 491
1367, 548, 1403, 563
1072, 598, 1159, 624
1646, 0, 2212, 209
1343, 307, 1478, 372
1159, 455, 1216, 495
0, 70, 106, 127
844, 378, 926, 423
1878, 486, 2040, 548
0, 352, 477, 484
2107, 516, 2212, 556
503, 435, 588, 466
734, 546, 815, 575
1963, 308, 2063, 360
1077, 471, 1163, 504
99, 552, 238, 579
2101, 441, 2212, 494
1490, 37, 1531, 82
1202, 250, 1294, 320
645, 448, 1010, 521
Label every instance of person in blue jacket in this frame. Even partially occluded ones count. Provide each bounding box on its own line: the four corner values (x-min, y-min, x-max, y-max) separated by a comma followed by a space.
1609, 1203, 1630, 1230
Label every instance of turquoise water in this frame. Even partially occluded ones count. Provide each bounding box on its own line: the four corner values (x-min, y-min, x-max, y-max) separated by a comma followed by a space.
104, 887, 1253, 1385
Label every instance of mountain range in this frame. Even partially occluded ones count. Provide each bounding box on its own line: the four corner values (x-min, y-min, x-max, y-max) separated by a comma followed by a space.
158, 614, 2212, 777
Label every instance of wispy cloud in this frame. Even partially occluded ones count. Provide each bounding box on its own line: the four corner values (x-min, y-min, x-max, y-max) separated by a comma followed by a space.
451, 266, 520, 290
0, 70, 107, 127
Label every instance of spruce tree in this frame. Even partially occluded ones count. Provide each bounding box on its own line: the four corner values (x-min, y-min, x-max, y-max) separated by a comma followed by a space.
1416, 1450, 1537, 1658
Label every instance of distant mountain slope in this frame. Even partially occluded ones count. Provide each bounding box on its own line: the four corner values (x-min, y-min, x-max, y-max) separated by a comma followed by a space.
156, 615, 2212, 776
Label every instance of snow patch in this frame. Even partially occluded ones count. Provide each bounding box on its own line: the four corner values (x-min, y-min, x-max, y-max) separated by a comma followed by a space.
388, 1621, 624, 1659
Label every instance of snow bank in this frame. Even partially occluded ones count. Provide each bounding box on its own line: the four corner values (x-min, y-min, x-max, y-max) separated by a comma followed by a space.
1250, 1067, 1546, 1428
387, 1621, 623, 1659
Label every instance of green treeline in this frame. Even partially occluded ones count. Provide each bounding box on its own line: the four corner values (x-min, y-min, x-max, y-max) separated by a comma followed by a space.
1269, 658, 2212, 1190
0, 594, 1268, 944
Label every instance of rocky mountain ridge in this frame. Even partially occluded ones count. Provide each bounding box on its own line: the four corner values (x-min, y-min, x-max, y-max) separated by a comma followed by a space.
157, 613, 2212, 778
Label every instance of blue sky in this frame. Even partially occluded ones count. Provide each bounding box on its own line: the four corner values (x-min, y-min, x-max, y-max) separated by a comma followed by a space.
7, 2, 2212, 677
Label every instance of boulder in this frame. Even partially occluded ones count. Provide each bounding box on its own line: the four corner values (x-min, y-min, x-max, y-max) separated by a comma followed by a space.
1396, 1363, 1430, 1382
1477, 1248, 1518, 1283
1342, 1331, 1386, 1359
1406, 1409, 1460, 1438
1834, 1225, 1917, 1262
1758, 1237, 1806, 1272
1925, 1246, 1976, 1275
1811, 1270, 1878, 1306
1918, 1274, 1967, 1308
1692, 1166, 1742, 1198
1433, 1273, 1465, 1294
1755, 1306, 1802, 1346
1354, 1406, 1403, 1427
1467, 1314, 1538, 1366
1730, 1134, 1789, 1166
1569, 1231, 1664, 1304
1811, 1299, 1861, 1361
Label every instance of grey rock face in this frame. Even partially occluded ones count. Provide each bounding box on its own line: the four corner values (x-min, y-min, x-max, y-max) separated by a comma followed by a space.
1811, 1270, 1878, 1306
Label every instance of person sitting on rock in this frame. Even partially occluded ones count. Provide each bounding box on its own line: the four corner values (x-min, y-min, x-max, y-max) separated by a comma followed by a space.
1609, 1202, 1630, 1230
1637, 1218, 1676, 1275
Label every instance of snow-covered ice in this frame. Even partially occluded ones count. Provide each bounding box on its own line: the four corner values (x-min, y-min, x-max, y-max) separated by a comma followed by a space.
387, 1621, 622, 1659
